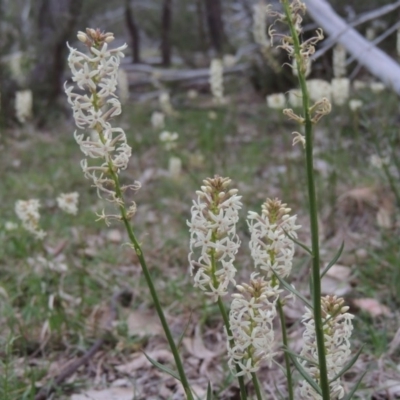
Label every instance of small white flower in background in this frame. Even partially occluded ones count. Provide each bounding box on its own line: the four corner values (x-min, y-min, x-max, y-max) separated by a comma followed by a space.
288, 89, 303, 107
331, 78, 350, 105
252, 2, 270, 48
168, 156, 182, 179
370, 154, 390, 169
159, 131, 178, 151
247, 198, 300, 279
370, 81, 385, 93
299, 295, 354, 399
4, 52, 25, 85
117, 69, 129, 104
366, 27, 376, 41
187, 89, 198, 99
27, 256, 68, 273
228, 272, 278, 378
151, 111, 165, 129
307, 79, 331, 102
4, 221, 18, 231
266, 93, 286, 109
332, 44, 346, 78
223, 54, 237, 68
353, 80, 368, 91
15, 199, 46, 239
15, 89, 33, 123
209, 59, 225, 105
188, 176, 242, 301
57, 192, 79, 215
159, 92, 176, 116
208, 111, 217, 120
349, 99, 363, 111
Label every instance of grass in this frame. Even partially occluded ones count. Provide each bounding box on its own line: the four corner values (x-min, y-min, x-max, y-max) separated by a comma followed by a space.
1, 83, 400, 398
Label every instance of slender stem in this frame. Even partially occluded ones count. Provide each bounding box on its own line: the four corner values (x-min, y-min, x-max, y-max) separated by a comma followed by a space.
107, 167, 194, 400
277, 299, 294, 400
251, 373, 263, 400
281, 1, 330, 399
217, 297, 248, 400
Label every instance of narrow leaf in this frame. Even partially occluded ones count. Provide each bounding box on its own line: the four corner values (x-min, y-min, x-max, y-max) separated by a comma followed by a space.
206, 382, 213, 400
283, 347, 318, 365
289, 353, 322, 396
142, 351, 181, 381
320, 241, 345, 278
329, 346, 364, 383
341, 370, 367, 400
272, 270, 313, 309
283, 228, 313, 255
176, 310, 193, 349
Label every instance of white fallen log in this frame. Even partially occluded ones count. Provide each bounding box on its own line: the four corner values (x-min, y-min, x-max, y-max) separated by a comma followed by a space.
304, 0, 400, 95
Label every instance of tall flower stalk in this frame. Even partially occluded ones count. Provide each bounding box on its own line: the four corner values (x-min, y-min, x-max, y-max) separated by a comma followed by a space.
268, 1, 332, 397
65, 28, 194, 400
188, 176, 247, 399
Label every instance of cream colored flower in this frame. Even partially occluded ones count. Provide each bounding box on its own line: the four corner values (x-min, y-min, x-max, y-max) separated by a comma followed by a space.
57, 192, 79, 215
370, 81, 385, 93
168, 156, 182, 179
331, 78, 350, 105
306, 79, 331, 102
15, 199, 46, 239
288, 89, 303, 107
349, 99, 363, 111
151, 111, 165, 129
266, 93, 286, 109
15, 90, 33, 123
159, 131, 178, 150
332, 44, 346, 78
209, 59, 225, 104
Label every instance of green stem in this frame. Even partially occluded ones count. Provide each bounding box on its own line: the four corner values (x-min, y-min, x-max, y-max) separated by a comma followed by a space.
217, 296, 248, 400
251, 373, 263, 400
281, 1, 330, 399
107, 166, 194, 400
277, 299, 294, 400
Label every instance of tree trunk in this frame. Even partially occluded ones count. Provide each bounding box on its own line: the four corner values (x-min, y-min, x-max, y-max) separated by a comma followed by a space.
29, 0, 83, 123
203, 0, 225, 55
161, 0, 172, 67
124, 0, 140, 63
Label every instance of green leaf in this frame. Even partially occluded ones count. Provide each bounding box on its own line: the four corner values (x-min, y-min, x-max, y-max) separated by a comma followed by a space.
320, 241, 345, 278
341, 370, 367, 400
289, 353, 322, 396
206, 382, 213, 400
272, 270, 313, 309
142, 351, 181, 381
329, 346, 364, 383
283, 228, 313, 255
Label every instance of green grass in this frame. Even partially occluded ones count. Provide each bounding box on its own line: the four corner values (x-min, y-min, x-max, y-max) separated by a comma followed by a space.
1, 86, 400, 398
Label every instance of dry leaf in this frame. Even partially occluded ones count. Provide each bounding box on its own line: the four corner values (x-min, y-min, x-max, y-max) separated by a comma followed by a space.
71, 387, 134, 400
321, 264, 352, 296
116, 349, 174, 374
125, 310, 163, 337
182, 325, 218, 360
353, 298, 392, 317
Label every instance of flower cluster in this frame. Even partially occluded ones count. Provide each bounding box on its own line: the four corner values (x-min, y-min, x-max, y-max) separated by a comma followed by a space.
151, 111, 165, 129
159, 92, 176, 117
252, 2, 270, 48
299, 295, 354, 399
228, 272, 279, 378
209, 59, 225, 105
15, 89, 33, 123
266, 93, 286, 109
57, 192, 80, 215
333, 44, 346, 79
248, 198, 300, 279
159, 131, 179, 151
188, 176, 242, 301
65, 28, 139, 222
15, 199, 46, 239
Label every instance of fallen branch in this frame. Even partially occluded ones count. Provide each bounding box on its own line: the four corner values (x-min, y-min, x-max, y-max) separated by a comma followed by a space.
304, 0, 400, 95
34, 290, 129, 400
